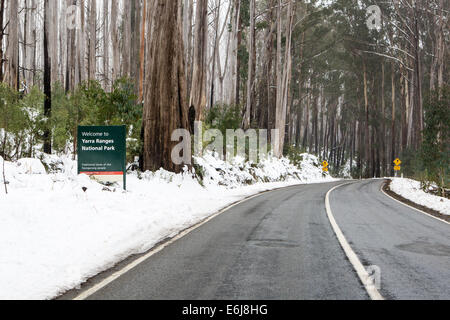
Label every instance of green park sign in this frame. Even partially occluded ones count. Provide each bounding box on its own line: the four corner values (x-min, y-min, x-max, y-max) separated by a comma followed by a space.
77, 126, 127, 190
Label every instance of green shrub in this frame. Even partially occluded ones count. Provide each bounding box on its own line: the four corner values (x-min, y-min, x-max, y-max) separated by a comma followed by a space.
420, 87, 450, 194
205, 103, 242, 135
0, 83, 30, 159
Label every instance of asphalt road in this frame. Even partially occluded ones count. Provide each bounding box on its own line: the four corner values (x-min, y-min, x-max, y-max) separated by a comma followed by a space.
79, 179, 449, 300
331, 180, 450, 299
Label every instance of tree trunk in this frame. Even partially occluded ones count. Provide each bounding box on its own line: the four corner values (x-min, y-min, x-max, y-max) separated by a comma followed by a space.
265, 0, 275, 135
78, 0, 87, 83
210, 0, 221, 109
183, 0, 194, 101
138, 0, 148, 103
391, 62, 396, 175
380, 62, 386, 176
43, 0, 52, 154
274, 0, 294, 157
363, 62, 370, 177
111, 0, 120, 80
243, 0, 255, 129
66, 0, 77, 92
103, 0, 109, 88
131, 0, 141, 95
189, 0, 208, 121
48, 0, 59, 83
88, 0, 97, 80
235, 0, 242, 106
0, 0, 5, 82
6, 0, 19, 89
122, 0, 131, 77
142, 0, 190, 173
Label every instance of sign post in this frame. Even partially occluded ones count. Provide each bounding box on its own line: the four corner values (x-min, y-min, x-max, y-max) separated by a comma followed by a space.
393, 158, 402, 178
77, 126, 127, 190
322, 161, 329, 173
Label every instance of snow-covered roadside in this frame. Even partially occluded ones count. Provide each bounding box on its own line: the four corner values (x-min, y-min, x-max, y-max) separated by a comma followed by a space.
0, 153, 335, 300
390, 178, 450, 216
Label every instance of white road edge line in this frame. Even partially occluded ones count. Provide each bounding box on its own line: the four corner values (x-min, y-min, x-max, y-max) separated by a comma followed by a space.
380, 182, 450, 226
325, 182, 385, 301
72, 183, 305, 300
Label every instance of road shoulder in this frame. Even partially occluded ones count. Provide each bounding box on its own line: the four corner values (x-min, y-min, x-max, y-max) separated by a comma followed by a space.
382, 179, 450, 223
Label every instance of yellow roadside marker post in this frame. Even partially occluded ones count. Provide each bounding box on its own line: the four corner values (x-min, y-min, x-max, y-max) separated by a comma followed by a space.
322, 161, 329, 173
393, 158, 402, 177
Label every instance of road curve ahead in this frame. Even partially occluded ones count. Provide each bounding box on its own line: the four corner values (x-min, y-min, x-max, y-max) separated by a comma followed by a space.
83, 182, 368, 300
74, 180, 449, 300
331, 180, 450, 300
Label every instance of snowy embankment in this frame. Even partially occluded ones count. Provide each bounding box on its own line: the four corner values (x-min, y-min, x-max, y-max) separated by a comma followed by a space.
390, 178, 450, 216
0, 153, 334, 300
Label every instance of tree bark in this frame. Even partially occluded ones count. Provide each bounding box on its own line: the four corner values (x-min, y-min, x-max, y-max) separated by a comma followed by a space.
43, 0, 52, 154
138, 0, 148, 103
363, 62, 370, 177
122, 0, 131, 77
189, 0, 208, 121
391, 62, 396, 175
274, 0, 294, 157
103, 0, 109, 88
243, 0, 255, 129
6, 0, 19, 90
111, 0, 120, 81
380, 62, 386, 176
0, 0, 5, 82
88, 0, 97, 80
78, 0, 87, 83
142, 0, 190, 173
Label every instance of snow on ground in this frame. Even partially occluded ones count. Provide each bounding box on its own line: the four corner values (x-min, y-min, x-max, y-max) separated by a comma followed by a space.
0, 153, 335, 300
390, 178, 450, 216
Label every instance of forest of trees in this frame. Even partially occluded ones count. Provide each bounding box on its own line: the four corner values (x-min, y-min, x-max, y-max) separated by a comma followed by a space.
0, 0, 448, 187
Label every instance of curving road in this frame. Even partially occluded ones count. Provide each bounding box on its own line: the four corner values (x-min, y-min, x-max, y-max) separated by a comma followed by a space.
66, 180, 450, 300
331, 180, 450, 299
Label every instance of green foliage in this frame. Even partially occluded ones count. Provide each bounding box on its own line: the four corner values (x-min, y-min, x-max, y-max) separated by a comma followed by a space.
286, 146, 306, 168
400, 147, 425, 178
74, 80, 109, 126
19, 85, 45, 156
238, 44, 249, 84
420, 87, 450, 193
0, 83, 22, 136
0, 83, 30, 158
0, 78, 142, 161
50, 83, 72, 152
72, 78, 141, 129
239, 0, 250, 28
205, 104, 242, 135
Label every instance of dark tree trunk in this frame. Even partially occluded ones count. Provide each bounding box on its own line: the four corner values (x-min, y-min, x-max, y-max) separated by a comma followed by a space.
391, 64, 397, 176
0, 0, 4, 82
43, 0, 52, 154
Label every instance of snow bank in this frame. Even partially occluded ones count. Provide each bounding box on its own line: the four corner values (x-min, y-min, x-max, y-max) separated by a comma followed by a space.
194, 152, 328, 187
390, 178, 450, 215
16, 158, 46, 174
0, 153, 335, 300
